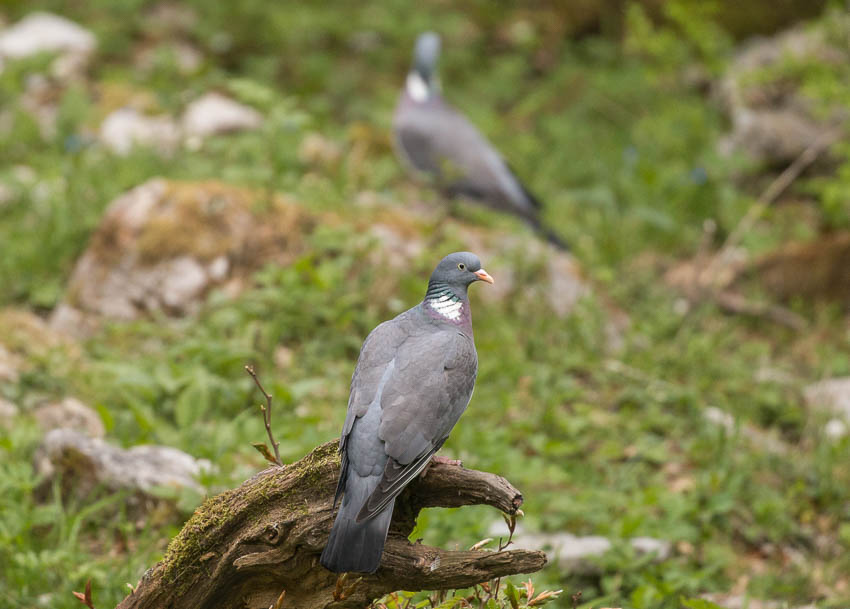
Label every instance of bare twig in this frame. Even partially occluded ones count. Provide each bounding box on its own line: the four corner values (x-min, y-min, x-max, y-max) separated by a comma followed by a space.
489, 511, 521, 603
245, 365, 282, 467
714, 291, 806, 331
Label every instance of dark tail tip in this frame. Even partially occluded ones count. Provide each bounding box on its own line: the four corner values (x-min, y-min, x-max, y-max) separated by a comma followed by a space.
319, 500, 394, 574
524, 213, 569, 251
540, 226, 569, 251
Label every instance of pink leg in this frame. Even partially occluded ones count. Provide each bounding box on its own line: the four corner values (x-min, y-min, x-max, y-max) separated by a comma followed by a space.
431, 455, 462, 467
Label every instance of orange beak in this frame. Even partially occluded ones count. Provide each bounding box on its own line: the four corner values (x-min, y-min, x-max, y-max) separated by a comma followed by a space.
474, 269, 495, 284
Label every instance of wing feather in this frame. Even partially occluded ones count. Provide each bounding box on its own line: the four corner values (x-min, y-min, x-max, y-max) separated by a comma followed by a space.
353, 329, 477, 522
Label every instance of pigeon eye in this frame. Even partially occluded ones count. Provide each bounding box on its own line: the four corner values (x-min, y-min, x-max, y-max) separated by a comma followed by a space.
457, 263, 466, 271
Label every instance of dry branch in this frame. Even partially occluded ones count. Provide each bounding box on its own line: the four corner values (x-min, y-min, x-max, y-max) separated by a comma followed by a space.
245, 365, 283, 466
115, 441, 546, 609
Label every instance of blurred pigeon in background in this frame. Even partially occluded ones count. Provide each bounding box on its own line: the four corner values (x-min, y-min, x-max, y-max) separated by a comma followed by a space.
394, 32, 568, 250
320, 252, 494, 573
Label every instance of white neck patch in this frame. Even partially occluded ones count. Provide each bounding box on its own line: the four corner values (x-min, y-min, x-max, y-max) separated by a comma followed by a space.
428, 292, 463, 321
406, 72, 429, 103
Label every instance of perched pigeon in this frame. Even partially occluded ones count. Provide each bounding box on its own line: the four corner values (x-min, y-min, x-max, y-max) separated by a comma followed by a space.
320, 252, 494, 573
393, 32, 567, 250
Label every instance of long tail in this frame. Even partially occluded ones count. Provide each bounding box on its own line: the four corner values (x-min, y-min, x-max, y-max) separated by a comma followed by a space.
525, 213, 569, 251
320, 472, 394, 574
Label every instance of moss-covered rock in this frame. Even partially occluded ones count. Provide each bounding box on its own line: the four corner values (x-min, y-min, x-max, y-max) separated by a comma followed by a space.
51, 178, 322, 335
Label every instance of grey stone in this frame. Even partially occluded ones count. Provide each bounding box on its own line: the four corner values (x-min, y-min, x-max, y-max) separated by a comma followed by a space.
702, 594, 815, 609
99, 108, 181, 156
488, 522, 670, 575
33, 397, 105, 438
0, 12, 95, 59
824, 418, 847, 440
35, 428, 211, 495
717, 20, 848, 166
181, 92, 262, 138
804, 377, 850, 420
49, 178, 317, 334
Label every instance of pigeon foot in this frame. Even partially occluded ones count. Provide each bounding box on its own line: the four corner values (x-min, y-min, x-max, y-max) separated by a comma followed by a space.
420, 455, 463, 478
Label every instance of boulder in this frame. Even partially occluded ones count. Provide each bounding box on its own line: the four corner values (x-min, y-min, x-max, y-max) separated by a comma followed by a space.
99, 108, 181, 156
35, 428, 211, 496
181, 92, 262, 139
51, 179, 319, 334
97, 92, 261, 157
488, 522, 670, 575
33, 397, 105, 438
804, 377, 850, 420
0, 12, 95, 60
717, 18, 848, 166
701, 595, 815, 609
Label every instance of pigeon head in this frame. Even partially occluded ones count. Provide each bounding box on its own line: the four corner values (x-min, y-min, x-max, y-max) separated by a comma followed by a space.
423, 252, 492, 324
413, 31, 441, 82
406, 32, 440, 102
425, 251, 493, 302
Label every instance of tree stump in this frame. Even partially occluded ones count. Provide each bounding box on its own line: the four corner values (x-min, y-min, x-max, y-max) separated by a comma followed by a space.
116, 441, 546, 609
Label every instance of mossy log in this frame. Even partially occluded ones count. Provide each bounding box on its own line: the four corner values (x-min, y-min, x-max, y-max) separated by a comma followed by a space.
116, 441, 546, 609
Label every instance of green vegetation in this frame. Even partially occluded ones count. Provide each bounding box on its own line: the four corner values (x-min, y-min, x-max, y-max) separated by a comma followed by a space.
1, 2, 850, 608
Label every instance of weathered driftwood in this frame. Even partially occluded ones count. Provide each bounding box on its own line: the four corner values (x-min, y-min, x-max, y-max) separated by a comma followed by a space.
116, 441, 546, 609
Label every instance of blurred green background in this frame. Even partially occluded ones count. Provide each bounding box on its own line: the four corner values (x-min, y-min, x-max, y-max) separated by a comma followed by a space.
2, 1, 850, 608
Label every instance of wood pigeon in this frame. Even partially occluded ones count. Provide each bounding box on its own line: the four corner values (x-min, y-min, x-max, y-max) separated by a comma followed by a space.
393, 32, 567, 250
320, 252, 494, 573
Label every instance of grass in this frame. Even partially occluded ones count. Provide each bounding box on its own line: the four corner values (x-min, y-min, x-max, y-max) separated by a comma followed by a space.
1, 1, 850, 608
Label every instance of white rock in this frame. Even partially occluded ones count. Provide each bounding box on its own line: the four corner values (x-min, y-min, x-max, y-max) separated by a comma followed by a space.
0, 13, 95, 59
36, 428, 211, 495
159, 256, 209, 309
824, 418, 847, 440
704, 406, 735, 431
33, 396, 105, 438
487, 522, 670, 574
99, 108, 181, 156
630, 536, 672, 557
702, 594, 816, 609
804, 377, 850, 420
207, 255, 230, 281
181, 92, 262, 138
